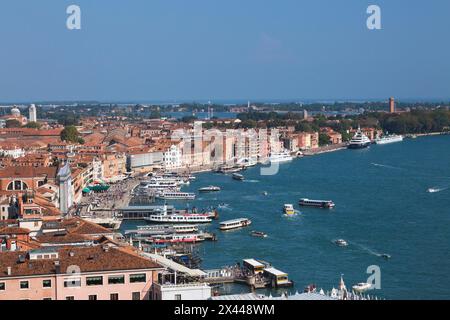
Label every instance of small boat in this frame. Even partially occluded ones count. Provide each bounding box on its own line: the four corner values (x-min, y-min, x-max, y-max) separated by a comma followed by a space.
198, 186, 221, 193
283, 204, 296, 216
299, 198, 335, 209
352, 282, 373, 293
427, 188, 440, 193
334, 239, 348, 247
219, 218, 252, 231
381, 253, 391, 260
250, 231, 268, 238
232, 173, 245, 181
262, 191, 268, 196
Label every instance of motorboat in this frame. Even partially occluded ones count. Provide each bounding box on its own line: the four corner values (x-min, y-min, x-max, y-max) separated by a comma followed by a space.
250, 231, 268, 238
232, 173, 245, 181
198, 186, 221, 192
334, 239, 348, 247
283, 204, 296, 216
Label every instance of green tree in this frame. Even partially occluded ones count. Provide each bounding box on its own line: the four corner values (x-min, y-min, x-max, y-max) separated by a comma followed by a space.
61, 125, 82, 143
24, 121, 42, 129
319, 133, 331, 146
5, 119, 21, 128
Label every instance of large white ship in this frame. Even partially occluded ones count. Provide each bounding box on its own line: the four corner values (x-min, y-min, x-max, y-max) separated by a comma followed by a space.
269, 151, 293, 163
145, 205, 213, 224
375, 134, 404, 145
348, 127, 371, 149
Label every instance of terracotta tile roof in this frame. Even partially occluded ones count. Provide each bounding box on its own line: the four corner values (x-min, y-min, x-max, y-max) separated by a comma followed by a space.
0, 246, 162, 278
0, 166, 58, 179
35, 232, 91, 244
0, 227, 30, 235
62, 218, 113, 235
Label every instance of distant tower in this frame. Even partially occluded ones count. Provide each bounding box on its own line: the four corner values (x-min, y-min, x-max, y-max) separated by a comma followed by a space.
389, 97, 395, 113
29, 104, 37, 122
303, 109, 308, 120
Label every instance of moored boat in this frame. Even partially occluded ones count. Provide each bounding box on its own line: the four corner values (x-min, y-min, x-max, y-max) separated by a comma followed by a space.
348, 127, 371, 149
375, 134, 404, 145
232, 173, 245, 181
156, 191, 196, 200
269, 151, 293, 163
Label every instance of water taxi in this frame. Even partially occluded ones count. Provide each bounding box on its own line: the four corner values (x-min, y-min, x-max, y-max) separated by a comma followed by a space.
156, 191, 196, 200
299, 198, 335, 209
352, 282, 373, 293
219, 218, 252, 231
232, 173, 245, 181
283, 204, 296, 216
198, 186, 221, 192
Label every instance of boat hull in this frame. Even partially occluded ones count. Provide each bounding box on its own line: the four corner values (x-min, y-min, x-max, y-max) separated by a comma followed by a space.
347, 142, 371, 149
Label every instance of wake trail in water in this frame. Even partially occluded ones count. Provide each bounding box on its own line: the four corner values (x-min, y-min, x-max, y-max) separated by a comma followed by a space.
371, 163, 403, 170
244, 180, 260, 183
427, 187, 449, 193
352, 241, 389, 258
217, 203, 232, 211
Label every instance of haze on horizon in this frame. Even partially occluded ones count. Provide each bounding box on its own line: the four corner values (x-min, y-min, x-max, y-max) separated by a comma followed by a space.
0, 0, 449, 103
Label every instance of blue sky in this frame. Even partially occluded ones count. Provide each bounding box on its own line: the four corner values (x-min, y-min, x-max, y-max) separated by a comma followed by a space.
0, 0, 449, 102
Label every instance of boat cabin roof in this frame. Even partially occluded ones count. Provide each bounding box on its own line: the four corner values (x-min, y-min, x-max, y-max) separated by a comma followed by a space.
243, 259, 265, 268
264, 267, 287, 277
220, 218, 248, 225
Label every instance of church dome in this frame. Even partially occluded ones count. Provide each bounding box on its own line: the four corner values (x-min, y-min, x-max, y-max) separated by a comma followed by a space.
11, 106, 21, 116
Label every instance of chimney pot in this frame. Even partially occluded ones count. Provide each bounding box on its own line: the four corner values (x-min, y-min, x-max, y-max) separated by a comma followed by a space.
7, 267, 12, 276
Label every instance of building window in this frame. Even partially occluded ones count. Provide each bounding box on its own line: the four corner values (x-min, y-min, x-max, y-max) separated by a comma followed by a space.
110, 293, 119, 301
20, 281, 29, 290
108, 275, 125, 285
129, 273, 146, 283
86, 276, 103, 286
88, 295, 97, 301
0, 282, 5, 291
175, 294, 182, 301
66, 296, 75, 300
42, 279, 52, 288
64, 278, 81, 288
132, 292, 140, 300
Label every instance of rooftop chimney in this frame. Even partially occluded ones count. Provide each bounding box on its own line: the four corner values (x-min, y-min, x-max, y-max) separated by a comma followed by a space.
7, 267, 12, 276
